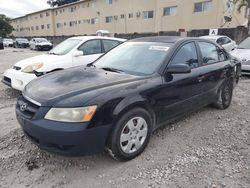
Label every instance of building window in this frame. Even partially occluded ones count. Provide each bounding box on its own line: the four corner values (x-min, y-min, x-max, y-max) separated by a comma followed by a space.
194, 1, 212, 12
69, 21, 77, 27
69, 6, 76, 12
143, 11, 154, 19
31, 26, 34, 30
163, 6, 177, 16
78, 20, 81, 24
46, 12, 50, 16
128, 13, 133, 18
40, 13, 43, 18
47, 24, 50, 29
105, 16, 113, 23
91, 18, 96, 24
120, 14, 125, 19
41, 25, 45, 29
106, 0, 112, 5
55, 11, 58, 15
56, 23, 63, 28
36, 26, 39, 30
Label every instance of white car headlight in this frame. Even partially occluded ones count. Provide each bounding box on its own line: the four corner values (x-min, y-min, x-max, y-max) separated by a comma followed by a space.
22, 63, 43, 73
45, 106, 97, 122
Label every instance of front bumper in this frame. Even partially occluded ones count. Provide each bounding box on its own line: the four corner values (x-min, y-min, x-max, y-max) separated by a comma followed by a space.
241, 64, 250, 75
20, 43, 30, 48
16, 97, 111, 156
37, 45, 53, 51
2, 69, 36, 91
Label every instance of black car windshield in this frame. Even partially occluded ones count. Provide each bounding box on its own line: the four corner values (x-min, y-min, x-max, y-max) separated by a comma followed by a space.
36, 38, 48, 43
17, 38, 29, 42
49, 39, 81, 55
238, 38, 250, 49
94, 42, 172, 75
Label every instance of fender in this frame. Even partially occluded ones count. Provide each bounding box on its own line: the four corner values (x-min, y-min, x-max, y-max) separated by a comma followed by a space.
112, 94, 156, 127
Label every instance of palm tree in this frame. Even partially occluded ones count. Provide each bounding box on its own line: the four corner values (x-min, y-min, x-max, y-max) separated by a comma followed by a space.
234, 0, 250, 12
234, 0, 250, 31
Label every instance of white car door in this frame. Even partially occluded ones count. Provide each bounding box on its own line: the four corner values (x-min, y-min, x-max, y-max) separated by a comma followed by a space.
72, 39, 103, 66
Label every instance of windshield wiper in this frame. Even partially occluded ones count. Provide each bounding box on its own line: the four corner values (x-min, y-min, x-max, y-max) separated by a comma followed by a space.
100, 67, 124, 73
86, 63, 96, 67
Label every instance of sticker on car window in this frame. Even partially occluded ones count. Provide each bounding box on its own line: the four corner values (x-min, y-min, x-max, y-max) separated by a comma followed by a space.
149, 46, 169, 51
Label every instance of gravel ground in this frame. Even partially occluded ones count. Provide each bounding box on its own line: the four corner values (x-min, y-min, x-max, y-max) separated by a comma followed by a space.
0, 48, 249, 188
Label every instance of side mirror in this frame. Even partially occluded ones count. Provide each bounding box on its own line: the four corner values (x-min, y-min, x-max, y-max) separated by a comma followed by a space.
166, 64, 191, 74
73, 50, 84, 57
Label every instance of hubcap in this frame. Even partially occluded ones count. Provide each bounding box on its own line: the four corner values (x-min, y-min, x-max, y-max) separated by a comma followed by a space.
120, 117, 148, 154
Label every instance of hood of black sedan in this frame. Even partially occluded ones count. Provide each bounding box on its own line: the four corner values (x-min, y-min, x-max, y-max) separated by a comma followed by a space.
24, 67, 141, 105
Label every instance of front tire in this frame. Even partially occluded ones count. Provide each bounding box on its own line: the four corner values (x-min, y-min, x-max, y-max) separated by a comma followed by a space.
107, 108, 152, 161
212, 80, 233, 109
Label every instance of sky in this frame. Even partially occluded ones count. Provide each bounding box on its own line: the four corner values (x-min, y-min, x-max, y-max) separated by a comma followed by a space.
0, 0, 50, 18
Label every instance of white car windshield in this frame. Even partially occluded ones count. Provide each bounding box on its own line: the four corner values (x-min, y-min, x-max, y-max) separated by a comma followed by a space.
4, 39, 13, 42
238, 38, 250, 49
36, 38, 48, 43
94, 42, 172, 75
49, 39, 81, 55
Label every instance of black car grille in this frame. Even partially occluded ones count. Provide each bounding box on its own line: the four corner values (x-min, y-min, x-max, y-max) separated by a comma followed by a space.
13, 66, 21, 70
16, 96, 40, 119
3, 76, 11, 86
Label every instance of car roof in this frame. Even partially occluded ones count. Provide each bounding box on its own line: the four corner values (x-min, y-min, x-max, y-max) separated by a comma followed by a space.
200, 35, 229, 40
69, 36, 126, 42
130, 36, 184, 43
128, 36, 206, 44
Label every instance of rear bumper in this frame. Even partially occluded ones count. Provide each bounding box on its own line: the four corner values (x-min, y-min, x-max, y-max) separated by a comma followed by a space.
2, 69, 36, 91
16, 106, 111, 156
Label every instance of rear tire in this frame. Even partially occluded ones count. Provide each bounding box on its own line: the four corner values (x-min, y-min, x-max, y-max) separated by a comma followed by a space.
212, 80, 233, 109
107, 108, 152, 161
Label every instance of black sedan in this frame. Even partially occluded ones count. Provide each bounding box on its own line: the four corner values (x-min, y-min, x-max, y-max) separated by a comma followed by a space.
13, 38, 30, 48
16, 37, 241, 161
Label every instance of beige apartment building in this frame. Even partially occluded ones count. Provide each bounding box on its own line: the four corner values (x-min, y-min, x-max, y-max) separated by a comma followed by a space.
10, 0, 249, 37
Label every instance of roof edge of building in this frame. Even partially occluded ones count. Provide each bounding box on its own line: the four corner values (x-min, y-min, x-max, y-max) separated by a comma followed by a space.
11, 0, 91, 20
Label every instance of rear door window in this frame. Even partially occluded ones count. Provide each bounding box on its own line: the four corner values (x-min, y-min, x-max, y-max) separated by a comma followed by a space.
171, 42, 199, 68
103, 40, 120, 52
217, 37, 231, 45
198, 42, 219, 65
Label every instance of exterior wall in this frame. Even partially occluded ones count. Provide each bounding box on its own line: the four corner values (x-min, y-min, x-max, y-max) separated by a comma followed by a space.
11, 9, 55, 37
10, 0, 248, 37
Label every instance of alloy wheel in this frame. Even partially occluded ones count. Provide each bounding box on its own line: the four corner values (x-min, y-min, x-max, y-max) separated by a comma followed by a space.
120, 117, 148, 154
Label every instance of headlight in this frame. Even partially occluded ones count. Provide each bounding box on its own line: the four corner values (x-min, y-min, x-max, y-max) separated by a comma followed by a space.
45, 106, 97, 122
22, 63, 43, 73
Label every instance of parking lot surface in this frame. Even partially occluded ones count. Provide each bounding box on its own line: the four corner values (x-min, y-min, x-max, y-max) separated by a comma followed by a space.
0, 48, 249, 188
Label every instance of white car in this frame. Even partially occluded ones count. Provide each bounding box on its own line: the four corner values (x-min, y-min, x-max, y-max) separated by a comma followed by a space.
230, 37, 250, 75
2, 36, 126, 91
29, 38, 53, 51
3, 38, 14, 47
200, 35, 236, 52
